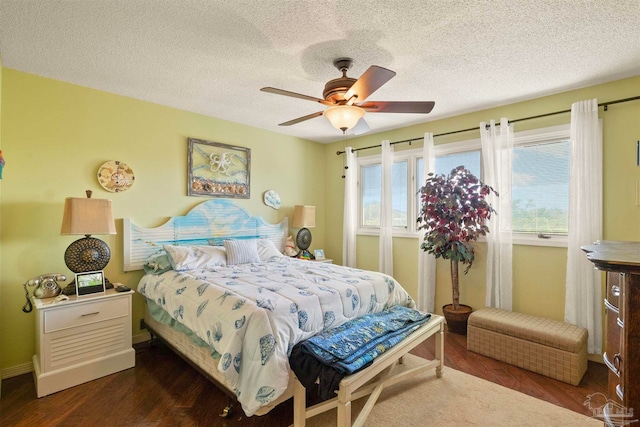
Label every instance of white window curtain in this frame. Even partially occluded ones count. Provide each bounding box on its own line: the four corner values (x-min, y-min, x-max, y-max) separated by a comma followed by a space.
480, 118, 514, 311
379, 140, 394, 275
342, 146, 357, 267
418, 132, 437, 312
565, 98, 602, 355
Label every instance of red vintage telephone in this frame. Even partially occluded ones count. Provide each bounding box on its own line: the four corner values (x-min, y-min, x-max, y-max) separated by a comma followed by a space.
22, 273, 66, 313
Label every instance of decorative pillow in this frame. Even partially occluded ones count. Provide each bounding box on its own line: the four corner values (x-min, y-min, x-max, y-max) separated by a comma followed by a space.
257, 239, 284, 261
224, 239, 261, 265
143, 252, 173, 275
163, 244, 227, 270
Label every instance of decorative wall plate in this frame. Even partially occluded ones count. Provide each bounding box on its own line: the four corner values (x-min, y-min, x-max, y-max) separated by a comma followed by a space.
263, 190, 281, 209
98, 160, 135, 192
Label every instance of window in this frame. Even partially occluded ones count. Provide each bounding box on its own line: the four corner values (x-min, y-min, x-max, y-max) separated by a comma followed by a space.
509, 124, 571, 246
512, 141, 569, 234
356, 123, 570, 246
361, 163, 381, 227
416, 149, 482, 233
361, 160, 409, 229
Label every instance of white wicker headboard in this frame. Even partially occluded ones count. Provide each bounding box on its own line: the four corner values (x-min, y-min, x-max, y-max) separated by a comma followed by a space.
123, 199, 288, 271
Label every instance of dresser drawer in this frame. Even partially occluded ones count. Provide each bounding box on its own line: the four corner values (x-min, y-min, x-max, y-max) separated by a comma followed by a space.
44, 297, 129, 333
606, 272, 622, 310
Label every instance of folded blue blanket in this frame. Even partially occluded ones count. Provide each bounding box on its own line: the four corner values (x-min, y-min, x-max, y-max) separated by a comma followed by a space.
300, 306, 431, 374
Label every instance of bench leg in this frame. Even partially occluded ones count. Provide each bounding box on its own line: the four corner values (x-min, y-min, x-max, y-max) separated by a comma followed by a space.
292, 377, 307, 427
337, 399, 351, 427
436, 321, 444, 378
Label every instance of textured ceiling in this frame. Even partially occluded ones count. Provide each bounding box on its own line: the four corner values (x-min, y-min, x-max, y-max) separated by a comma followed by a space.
0, 1, 638, 143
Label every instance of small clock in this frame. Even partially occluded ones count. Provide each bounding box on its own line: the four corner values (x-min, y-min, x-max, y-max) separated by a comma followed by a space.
97, 160, 135, 192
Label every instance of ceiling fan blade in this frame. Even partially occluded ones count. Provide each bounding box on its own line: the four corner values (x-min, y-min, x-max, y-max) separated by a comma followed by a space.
358, 101, 435, 114
261, 87, 333, 106
344, 66, 396, 103
278, 111, 324, 126
351, 118, 371, 135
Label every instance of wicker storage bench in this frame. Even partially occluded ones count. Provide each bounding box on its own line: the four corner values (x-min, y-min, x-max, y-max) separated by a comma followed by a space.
467, 308, 588, 386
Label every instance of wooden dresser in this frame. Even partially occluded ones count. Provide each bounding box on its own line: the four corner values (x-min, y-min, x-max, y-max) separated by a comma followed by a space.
583, 241, 639, 425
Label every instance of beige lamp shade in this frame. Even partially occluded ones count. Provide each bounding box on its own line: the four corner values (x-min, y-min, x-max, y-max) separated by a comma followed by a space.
293, 205, 316, 228
61, 196, 116, 236
324, 105, 365, 131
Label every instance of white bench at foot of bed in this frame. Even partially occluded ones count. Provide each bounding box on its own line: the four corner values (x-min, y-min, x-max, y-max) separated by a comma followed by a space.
291, 314, 445, 427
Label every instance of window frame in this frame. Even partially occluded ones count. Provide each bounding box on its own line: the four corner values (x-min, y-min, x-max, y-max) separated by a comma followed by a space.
509, 124, 570, 247
358, 151, 417, 238
355, 123, 572, 247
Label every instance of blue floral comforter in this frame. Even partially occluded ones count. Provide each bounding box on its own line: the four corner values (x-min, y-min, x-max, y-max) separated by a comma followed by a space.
137, 257, 414, 416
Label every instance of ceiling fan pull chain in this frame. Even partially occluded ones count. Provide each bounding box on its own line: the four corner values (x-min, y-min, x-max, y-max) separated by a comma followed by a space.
342, 132, 348, 179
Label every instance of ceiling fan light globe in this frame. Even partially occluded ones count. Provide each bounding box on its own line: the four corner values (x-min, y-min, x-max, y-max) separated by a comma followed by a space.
324, 106, 365, 132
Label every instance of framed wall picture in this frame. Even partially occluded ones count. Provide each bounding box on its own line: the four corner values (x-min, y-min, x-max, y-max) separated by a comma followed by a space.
187, 138, 251, 198
75, 270, 106, 296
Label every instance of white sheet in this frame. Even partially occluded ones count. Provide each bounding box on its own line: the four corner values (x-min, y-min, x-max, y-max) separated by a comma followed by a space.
138, 257, 414, 416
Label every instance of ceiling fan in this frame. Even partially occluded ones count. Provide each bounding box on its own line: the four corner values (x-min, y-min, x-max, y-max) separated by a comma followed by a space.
261, 58, 435, 133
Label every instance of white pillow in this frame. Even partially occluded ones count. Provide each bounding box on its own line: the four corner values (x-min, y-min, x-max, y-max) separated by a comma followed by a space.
163, 245, 227, 270
224, 239, 261, 265
257, 239, 284, 261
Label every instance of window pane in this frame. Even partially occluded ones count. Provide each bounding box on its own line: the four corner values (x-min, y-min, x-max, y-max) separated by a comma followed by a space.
417, 152, 481, 231
361, 164, 381, 227
417, 151, 481, 189
361, 161, 408, 228
435, 152, 481, 177
512, 141, 569, 234
392, 161, 407, 227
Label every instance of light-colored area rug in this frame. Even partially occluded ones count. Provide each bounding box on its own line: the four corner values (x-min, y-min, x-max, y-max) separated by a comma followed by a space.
305, 363, 601, 426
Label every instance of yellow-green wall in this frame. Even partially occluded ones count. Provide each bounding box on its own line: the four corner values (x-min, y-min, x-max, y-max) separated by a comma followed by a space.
0, 65, 638, 374
0, 54, 4, 392
324, 76, 640, 323
0, 68, 326, 371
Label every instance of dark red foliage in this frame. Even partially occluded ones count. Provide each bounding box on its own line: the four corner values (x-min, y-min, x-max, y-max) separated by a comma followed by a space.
417, 165, 498, 274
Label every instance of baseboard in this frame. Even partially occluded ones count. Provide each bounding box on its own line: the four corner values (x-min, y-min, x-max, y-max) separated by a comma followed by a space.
1, 362, 33, 379
133, 331, 151, 345
588, 353, 604, 364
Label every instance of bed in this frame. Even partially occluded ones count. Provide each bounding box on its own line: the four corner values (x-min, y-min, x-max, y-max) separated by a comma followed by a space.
124, 199, 443, 425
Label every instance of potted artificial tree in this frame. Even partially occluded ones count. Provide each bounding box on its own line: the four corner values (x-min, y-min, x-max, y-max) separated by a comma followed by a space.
417, 165, 498, 334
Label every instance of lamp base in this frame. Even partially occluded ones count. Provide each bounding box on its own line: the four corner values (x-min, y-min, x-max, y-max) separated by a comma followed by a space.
64, 236, 111, 272
296, 250, 315, 260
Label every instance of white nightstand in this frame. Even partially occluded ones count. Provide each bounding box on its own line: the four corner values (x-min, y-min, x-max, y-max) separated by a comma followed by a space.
31, 286, 135, 397
310, 258, 333, 264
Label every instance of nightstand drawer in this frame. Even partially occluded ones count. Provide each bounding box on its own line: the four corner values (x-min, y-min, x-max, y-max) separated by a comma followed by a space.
44, 297, 129, 333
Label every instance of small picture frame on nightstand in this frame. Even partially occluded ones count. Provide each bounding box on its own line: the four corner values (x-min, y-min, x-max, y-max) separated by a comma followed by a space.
75, 270, 106, 296
314, 249, 325, 260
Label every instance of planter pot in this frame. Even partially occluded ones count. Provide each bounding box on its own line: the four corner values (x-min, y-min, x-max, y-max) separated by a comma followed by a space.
442, 304, 473, 335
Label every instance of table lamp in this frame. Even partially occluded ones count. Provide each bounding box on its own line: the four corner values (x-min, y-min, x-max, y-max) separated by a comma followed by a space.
293, 205, 315, 259
60, 190, 116, 290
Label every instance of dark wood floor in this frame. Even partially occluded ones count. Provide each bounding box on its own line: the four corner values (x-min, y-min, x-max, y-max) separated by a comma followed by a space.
0, 328, 607, 426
